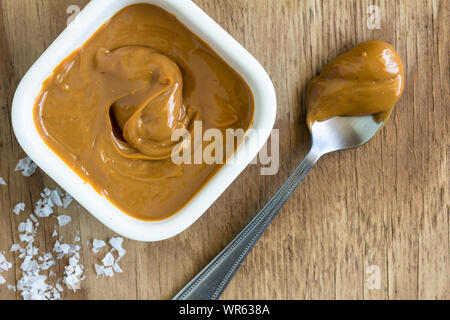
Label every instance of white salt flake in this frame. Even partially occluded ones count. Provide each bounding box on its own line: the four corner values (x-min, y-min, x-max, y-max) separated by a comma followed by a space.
24, 219, 34, 234
62, 193, 73, 208
64, 274, 80, 291
0, 253, 12, 271
96, 265, 113, 277
20, 256, 39, 272
102, 252, 115, 267
0, 275, 6, 285
103, 267, 114, 277
109, 237, 126, 258
28, 214, 38, 224
55, 283, 63, 292
36, 204, 53, 218
39, 260, 55, 271
43, 188, 51, 197
50, 190, 63, 207
18, 222, 27, 233
10, 244, 21, 252
13, 203, 25, 215
19, 234, 34, 243
15, 157, 38, 177
7, 284, 16, 292
91, 239, 106, 253
94, 264, 105, 276
56, 215, 72, 227
38, 253, 55, 271
18, 219, 35, 236
0, 177, 7, 185
41, 253, 53, 261
52, 229, 58, 238
113, 263, 123, 273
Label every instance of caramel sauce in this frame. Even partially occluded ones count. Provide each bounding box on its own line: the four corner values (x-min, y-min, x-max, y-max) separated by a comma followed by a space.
33, 4, 254, 221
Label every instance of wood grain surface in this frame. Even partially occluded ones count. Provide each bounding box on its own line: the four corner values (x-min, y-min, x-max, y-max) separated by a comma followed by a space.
0, 0, 448, 300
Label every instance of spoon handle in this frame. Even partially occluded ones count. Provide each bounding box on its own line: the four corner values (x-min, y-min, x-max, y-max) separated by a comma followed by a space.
173, 148, 321, 300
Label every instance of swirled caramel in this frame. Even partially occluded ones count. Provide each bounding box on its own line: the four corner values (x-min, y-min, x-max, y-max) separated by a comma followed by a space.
33, 4, 254, 221
306, 40, 404, 127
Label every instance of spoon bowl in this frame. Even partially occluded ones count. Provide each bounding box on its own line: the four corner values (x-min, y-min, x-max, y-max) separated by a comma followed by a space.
310, 115, 385, 155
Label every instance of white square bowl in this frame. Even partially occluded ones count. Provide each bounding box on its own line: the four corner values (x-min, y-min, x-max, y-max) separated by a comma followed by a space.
12, 0, 277, 242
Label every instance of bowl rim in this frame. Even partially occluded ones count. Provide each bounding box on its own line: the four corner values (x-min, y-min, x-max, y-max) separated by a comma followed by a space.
11, 0, 277, 242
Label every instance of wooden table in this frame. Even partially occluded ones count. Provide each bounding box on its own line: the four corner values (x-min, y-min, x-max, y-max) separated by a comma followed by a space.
0, 0, 448, 300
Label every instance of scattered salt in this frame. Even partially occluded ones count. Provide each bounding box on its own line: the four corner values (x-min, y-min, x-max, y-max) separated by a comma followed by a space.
3, 176, 129, 298
0, 177, 6, 185
52, 239, 85, 292
93, 238, 126, 278
21, 256, 40, 272
17, 272, 60, 300
15, 157, 38, 177
34, 187, 74, 218
39, 253, 55, 271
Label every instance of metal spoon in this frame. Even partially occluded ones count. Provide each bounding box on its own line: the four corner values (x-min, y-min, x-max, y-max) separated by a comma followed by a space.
173, 114, 385, 300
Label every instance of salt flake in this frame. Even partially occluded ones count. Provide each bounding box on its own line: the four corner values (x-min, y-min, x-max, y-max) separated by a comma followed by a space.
10, 244, 21, 252
113, 263, 123, 273
91, 239, 106, 253
15, 157, 38, 177
50, 190, 63, 207
102, 252, 115, 267
62, 193, 73, 208
109, 237, 126, 258
56, 215, 72, 227
0, 253, 12, 271
13, 203, 25, 215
